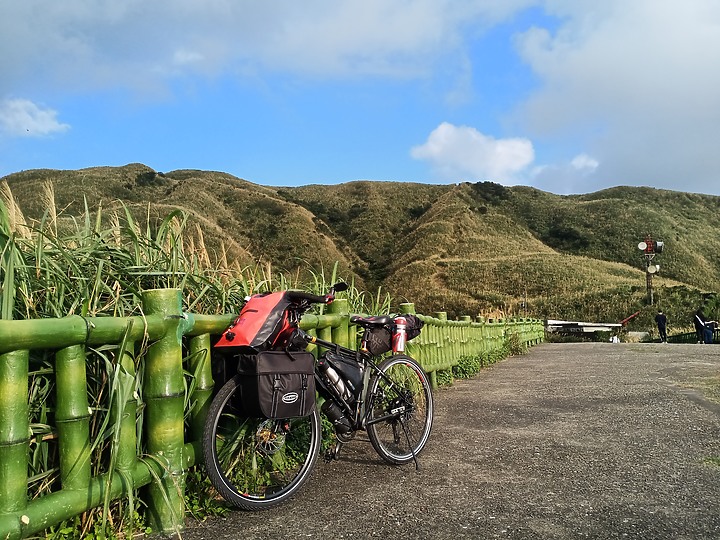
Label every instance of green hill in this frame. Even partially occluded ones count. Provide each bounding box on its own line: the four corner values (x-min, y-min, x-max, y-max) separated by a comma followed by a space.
3, 164, 719, 333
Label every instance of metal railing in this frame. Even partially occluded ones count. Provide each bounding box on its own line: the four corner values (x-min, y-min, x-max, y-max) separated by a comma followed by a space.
667, 329, 720, 344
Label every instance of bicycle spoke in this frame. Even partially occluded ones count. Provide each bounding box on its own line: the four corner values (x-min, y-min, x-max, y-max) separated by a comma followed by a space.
203, 375, 321, 510
366, 355, 433, 465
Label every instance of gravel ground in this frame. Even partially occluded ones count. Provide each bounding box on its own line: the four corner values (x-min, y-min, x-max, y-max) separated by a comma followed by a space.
180, 342, 720, 540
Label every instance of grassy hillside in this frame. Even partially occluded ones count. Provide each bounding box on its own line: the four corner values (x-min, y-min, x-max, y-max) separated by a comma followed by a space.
3, 164, 361, 284
508, 185, 720, 290
278, 181, 446, 283
3, 164, 719, 333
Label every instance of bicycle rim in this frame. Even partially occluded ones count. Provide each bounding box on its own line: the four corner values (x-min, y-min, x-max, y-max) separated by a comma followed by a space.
202, 375, 321, 510
366, 355, 433, 465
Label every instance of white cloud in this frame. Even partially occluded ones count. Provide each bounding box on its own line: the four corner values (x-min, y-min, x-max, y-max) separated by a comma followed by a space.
2, 0, 719, 195
528, 157, 604, 195
0, 0, 537, 94
172, 49, 205, 67
0, 99, 70, 137
513, 0, 720, 193
571, 153, 599, 172
411, 122, 535, 182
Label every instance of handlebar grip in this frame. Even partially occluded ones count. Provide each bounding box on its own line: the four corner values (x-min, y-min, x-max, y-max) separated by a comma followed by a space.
286, 290, 332, 304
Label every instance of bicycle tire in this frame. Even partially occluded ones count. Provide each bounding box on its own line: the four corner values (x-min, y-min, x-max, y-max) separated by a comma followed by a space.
202, 374, 321, 510
366, 354, 433, 465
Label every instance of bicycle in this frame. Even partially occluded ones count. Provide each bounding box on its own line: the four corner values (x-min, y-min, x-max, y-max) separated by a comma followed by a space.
202, 282, 434, 510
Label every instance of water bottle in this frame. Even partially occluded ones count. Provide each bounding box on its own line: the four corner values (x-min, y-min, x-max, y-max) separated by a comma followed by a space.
321, 400, 352, 434
320, 362, 352, 402
392, 316, 407, 353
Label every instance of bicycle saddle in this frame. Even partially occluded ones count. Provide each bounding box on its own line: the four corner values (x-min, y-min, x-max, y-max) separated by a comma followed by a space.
350, 315, 392, 328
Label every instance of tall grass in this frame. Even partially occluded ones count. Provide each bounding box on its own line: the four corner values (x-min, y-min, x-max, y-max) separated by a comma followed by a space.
0, 183, 383, 538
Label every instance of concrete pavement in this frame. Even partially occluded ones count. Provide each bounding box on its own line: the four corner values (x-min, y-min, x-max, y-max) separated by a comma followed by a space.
181, 342, 720, 539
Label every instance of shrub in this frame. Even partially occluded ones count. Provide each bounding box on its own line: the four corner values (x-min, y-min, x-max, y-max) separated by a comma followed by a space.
452, 355, 482, 379
436, 369, 454, 387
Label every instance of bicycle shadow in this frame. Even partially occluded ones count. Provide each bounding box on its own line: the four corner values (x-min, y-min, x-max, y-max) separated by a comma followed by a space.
323, 436, 407, 468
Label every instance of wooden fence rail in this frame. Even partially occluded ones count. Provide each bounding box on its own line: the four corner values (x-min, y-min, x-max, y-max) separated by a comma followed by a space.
0, 290, 543, 539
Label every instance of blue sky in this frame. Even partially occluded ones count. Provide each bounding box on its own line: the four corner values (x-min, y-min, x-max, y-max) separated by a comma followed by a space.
1, 1, 719, 196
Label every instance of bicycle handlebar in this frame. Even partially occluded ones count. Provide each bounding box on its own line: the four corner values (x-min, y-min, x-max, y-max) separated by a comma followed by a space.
285, 282, 347, 306
286, 290, 333, 305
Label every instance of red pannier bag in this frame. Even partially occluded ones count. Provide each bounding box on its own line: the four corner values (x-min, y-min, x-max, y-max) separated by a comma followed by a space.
215, 291, 294, 353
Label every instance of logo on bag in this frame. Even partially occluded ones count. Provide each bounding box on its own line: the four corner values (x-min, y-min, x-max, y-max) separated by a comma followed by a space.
282, 392, 299, 404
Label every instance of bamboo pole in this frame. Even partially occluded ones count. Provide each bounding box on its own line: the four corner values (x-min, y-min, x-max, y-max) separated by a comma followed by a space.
0, 315, 169, 355
317, 322, 332, 344
328, 299, 349, 348
460, 316, 471, 359
87, 315, 166, 345
187, 334, 213, 441
115, 338, 138, 476
0, 458, 159, 540
184, 313, 235, 337
142, 289, 186, 535
55, 345, 92, 491
0, 317, 87, 354
0, 350, 29, 516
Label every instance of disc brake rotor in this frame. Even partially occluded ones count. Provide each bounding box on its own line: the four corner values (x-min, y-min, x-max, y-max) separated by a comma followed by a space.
255, 420, 288, 456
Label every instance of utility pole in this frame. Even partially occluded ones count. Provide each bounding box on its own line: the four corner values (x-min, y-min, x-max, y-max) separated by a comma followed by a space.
637, 234, 664, 305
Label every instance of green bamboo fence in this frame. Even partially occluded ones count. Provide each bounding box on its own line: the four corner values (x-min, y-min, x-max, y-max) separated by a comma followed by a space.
0, 291, 543, 539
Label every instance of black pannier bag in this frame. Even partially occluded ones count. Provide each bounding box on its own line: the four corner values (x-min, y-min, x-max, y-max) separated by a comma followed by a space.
364, 314, 424, 356
215, 291, 294, 353
237, 350, 316, 419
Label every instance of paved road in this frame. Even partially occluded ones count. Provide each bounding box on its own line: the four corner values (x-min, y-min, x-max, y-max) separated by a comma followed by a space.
182, 343, 720, 539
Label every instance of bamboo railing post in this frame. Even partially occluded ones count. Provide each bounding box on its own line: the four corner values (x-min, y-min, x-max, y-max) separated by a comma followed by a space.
115, 340, 138, 476
0, 350, 29, 522
317, 313, 333, 344
460, 316, 471, 359
142, 289, 186, 535
55, 345, 92, 491
433, 312, 448, 388
187, 334, 213, 441
455, 321, 461, 362
328, 299, 349, 348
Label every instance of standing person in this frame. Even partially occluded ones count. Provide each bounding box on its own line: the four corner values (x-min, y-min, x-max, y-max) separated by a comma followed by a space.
655, 310, 668, 342
706, 321, 718, 344
694, 309, 706, 343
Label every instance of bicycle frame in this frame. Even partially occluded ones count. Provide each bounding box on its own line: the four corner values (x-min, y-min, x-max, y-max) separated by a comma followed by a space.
202, 284, 431, 510
305, 333, 400, 432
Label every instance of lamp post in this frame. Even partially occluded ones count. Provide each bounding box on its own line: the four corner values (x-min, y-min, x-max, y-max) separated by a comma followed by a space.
637, 234, 664, 305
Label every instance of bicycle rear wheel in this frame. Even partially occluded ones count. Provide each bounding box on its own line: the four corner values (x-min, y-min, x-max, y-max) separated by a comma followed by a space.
366, 354, 433, 465
202, 374, 321, 510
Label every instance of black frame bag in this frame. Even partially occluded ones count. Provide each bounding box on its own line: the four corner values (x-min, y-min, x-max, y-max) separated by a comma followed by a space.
237, 350, 316, 419
365, 326, 393, 356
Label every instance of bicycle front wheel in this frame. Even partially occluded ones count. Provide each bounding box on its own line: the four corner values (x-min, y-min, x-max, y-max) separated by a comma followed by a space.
366, 354, 433, 465
202, 374, 321, 510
